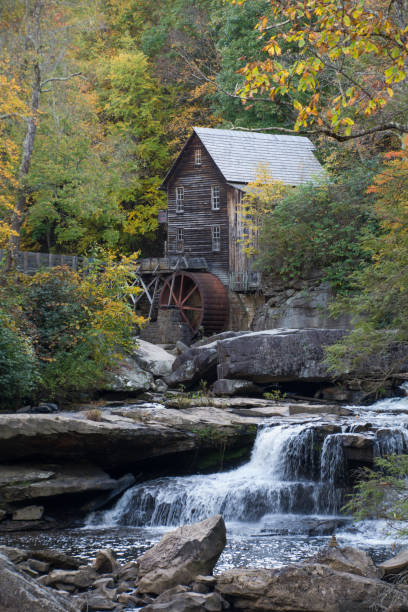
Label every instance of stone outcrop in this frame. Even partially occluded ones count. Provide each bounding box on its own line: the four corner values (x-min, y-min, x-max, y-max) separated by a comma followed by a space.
307, 546, 381, 579
217, 328, 346, 383
0, 407, 258, 475
137, 515, 226, 595
252, 280, 351, 331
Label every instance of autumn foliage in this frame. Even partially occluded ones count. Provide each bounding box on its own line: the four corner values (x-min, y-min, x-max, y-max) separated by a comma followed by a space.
230, 0, 408, 140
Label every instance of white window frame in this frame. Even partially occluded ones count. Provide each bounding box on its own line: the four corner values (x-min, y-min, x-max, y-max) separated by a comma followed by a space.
194, 147, 202, 166
212, 225, 221, 252
176, 186, 184, 213
211, 185, 220, 210
176, 227, 184, 252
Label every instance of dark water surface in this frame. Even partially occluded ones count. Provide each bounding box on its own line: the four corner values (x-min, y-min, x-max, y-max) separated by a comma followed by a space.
0, 520, 399, 572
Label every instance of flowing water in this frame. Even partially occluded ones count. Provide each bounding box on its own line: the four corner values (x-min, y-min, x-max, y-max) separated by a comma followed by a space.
2, 394, 408, 571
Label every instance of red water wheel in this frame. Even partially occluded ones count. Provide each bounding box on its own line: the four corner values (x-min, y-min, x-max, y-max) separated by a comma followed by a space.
159, 271, 228, 335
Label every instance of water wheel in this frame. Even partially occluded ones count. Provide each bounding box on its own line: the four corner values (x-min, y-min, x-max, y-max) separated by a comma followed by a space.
159, 271, 228, 335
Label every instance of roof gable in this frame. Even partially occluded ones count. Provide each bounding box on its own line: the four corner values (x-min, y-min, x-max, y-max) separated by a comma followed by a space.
161, 127, 325, 189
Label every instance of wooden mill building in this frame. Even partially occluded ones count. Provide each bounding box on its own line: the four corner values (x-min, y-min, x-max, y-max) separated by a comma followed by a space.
161, 127, 323, 287
139, 128, 324, 338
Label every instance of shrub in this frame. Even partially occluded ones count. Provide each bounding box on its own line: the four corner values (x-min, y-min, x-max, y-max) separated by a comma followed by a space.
21, 253, 145, 402
84, 408, 103, 421
0, 309, 37, 408
344, 454, 408, 534
256, 164, 379, 291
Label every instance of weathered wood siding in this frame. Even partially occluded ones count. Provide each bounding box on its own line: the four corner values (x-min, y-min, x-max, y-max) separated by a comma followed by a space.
167, 134, 230, 284
227, 186, 262, 291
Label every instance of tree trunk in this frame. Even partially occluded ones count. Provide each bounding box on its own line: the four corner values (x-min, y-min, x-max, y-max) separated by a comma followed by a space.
5, 1, 42, 272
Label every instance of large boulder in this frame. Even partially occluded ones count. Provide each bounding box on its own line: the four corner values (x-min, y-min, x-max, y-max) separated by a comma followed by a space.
133, 340, 175, 378
108, 357, 154, 393
166, 345, 219, 387
215, 563, 408, 611
0, 552, 79, 612
307, 546, 380, 579
137, 515, 226, 595
217, 328, 347, 383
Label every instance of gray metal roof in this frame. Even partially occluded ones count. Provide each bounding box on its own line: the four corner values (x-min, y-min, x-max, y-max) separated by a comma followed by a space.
194, 127, 324, 186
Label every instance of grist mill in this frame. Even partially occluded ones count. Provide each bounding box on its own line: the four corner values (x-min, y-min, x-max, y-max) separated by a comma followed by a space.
135, 127, 324, 344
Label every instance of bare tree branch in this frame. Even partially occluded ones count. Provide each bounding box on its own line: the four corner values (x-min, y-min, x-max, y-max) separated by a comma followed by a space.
0, 113, 28, 122
226, 121, 408, 142
40, 72, 85, 90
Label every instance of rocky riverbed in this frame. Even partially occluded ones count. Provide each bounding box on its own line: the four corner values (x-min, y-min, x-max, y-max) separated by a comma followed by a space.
2, 514, 408, 612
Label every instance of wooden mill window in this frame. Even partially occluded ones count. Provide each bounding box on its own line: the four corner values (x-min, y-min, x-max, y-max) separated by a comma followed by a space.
211, 185, 220, 210
176, 186, 184, 213
212, 225, 221, 252
194, 147, 202, 166
176, 227, 184, 252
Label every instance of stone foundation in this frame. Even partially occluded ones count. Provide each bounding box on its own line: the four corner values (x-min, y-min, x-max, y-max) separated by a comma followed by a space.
139, 309, 192, 345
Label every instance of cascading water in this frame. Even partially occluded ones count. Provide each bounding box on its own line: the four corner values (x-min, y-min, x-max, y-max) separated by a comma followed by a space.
88, 423, 349, 528
5, 394, 408, 572
317, 434, 346, 514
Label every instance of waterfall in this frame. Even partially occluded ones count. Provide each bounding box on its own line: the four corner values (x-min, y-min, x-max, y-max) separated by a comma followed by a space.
89, 424, 345, 528
87, 407, 408, 530
317, 434, 346, 514
375, 428, 408, 457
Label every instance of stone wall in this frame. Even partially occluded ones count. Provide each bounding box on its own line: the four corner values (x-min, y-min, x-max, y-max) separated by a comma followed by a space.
139, 309, 192, 345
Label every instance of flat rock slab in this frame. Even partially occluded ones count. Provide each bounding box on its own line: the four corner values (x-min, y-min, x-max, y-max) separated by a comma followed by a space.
287, 403, 353, 417
0, 466, 55, 487
0, 413, 197, 468
12, 505, 44, 521
0, 462, 117, 502
0, 408, 257, 470
112, 405, 260, 427
229, 406, 290, 418
378, 548, 408, 575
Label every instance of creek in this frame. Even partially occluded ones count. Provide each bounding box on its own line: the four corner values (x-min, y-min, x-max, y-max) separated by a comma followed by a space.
2, 394, 408, 571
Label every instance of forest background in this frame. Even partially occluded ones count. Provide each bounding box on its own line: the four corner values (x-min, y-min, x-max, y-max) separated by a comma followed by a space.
2, 0, 408, 405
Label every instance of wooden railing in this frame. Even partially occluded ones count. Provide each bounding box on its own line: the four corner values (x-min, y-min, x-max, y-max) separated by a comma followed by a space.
229, 271, 262, 292
0, 250, 82, 275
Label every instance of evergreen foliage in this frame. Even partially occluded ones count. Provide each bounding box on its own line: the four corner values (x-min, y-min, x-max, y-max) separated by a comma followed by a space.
0, 309, 37, 407
345, 455, 408, 531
